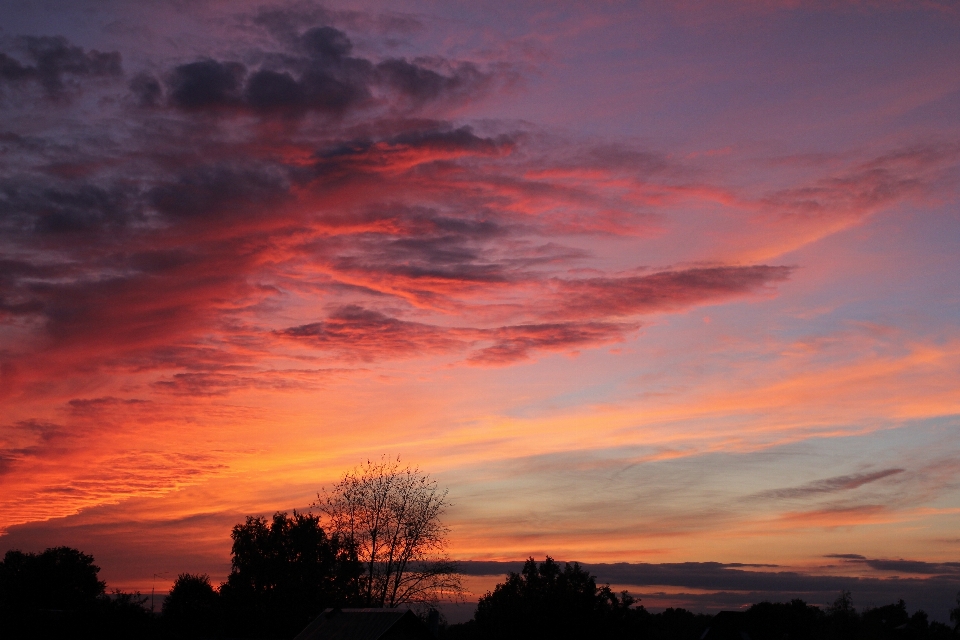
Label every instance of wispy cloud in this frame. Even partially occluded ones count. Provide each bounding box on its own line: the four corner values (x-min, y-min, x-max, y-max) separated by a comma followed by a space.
754, 469, 904, 500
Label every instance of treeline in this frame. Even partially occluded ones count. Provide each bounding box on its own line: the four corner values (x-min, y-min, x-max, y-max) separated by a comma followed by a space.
0, 512, 362, 639
0, 546, 157, 639
3, 540, 960, 639
443, 558, 960, 640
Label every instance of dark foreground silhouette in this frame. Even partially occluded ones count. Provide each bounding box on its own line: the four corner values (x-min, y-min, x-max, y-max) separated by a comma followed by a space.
4, 540, 960, 639
443, 558, 960, 640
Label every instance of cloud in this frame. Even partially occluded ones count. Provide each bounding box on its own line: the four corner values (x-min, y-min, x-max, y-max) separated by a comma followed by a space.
376, 58, 490, 106
151, 369, 344, 397
467, 321, 634, 365
755, 468, 905, 500
0, 441, 232, 529
0, 36, 121, 97
759, 143, 960, 228
555, 266, 793, 320
128, 72, 162, 107
279, 306, 465, 360
825, 554, 960, 576
147, 164, 292, 221
0, 420, 71, 476
159, 26, 495, 117
2, 9, 953, 541
276, 262, 794, 365
0, 179, 140, 235
67, 397, 148, 414
168, 59, 246, 110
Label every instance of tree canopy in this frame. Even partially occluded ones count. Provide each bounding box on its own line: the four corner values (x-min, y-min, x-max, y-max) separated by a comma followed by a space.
0, 546, 106, 613
218, 510, 362, 638
0, 546, 156, 639
471, 557, 640, 640
315, 456, 462, 608
162, 573, 219, 639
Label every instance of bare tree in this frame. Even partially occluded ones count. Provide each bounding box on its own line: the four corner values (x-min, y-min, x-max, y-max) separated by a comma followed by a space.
314, 456, 463, 608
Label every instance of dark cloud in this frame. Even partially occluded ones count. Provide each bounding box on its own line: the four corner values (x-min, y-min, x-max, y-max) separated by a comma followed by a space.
279, 306, 464, 360
274, 265, 793, 364
166, 45, 373, 116
167, 59, 246, 110
755, 469, 905, 500
0, 36, 121, 96
311, 125, 511, 179
0, 53, 33, 83
300, 26, 353, 60
557, 266, 793, 319
129, 72, 162, 107
0, 25, 804, 390
161, 26, 492, 117
0, 420, 71, 476
281, 67, 369, 114
0, 181, 139, 235
253, 6, 422, 43
148, 164, 291, 220
67, 397, 148, 414
825, 555, 960, 576
279, 309, 633, 365
152, 371, 327, 397
330, 236, 509, 286
244, 69, 303, 112
469, 322, 634, 364
0, 243, 257, 384
314, 203, 505, 238
377, 58, 488, 105
388, 126, 510, 154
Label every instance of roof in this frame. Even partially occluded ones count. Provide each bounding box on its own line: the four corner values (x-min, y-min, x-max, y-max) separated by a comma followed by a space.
294, 608, 433, 640
700, 611, 751, 640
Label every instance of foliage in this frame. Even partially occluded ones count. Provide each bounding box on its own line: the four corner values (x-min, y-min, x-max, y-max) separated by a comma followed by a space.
743, 599, 823, 639
471, 557, 647, 639
218, 510, 362, 638
315, 455, 462, 608
162, 573, 219, 639
951, 591, 960, 632
0, 546, 106, 611
0, 547, 157, 639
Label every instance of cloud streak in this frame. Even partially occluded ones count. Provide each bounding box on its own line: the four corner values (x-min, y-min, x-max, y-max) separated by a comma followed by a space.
754, 469, 905, 500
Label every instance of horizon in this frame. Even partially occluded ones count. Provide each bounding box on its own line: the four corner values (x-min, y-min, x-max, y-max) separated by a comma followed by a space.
2, 0, 959, 626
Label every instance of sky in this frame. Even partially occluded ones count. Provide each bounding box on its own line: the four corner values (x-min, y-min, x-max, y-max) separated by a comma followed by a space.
2, 0, 960, 621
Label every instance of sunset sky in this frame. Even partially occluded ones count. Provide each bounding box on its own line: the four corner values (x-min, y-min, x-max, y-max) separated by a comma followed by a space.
2, 0, 960, 621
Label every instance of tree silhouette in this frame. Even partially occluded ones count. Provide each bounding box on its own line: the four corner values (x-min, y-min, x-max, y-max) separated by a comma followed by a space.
0, 547, 157, 639
0, 546, 106, 613
472, 557, 641, 640
744, 599, 822, 640
951, 591, 960, 633
162, 573, 219, 639
315, 456, 462, 608
825, 589, 859, 639
218, 511, 361, 638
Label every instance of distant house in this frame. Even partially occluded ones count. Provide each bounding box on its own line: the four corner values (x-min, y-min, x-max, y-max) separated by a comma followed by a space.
700, 610, 752, 640
294, 608, 435, 640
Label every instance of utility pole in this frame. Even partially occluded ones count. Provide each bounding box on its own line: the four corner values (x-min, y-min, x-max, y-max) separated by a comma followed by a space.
152, 572, 169, 614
